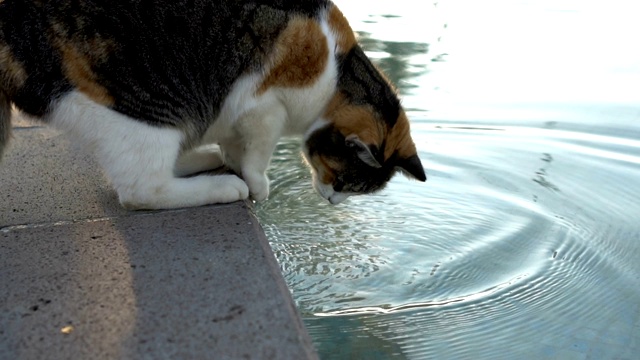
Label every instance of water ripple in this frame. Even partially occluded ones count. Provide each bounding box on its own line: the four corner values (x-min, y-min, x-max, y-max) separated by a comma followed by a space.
256, 119, 640, 358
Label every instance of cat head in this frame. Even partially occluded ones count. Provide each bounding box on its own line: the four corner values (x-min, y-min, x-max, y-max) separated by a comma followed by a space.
303, 121, 425, 204
302, 46, 426, 204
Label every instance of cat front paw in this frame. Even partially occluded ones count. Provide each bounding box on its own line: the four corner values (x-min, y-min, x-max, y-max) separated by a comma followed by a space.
224, 174, 250, 201
244, 172, 270, 201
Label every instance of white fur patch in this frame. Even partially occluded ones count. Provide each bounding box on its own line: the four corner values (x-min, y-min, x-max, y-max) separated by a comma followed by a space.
203, 13, 340, 143
314, 181, 352, 205
48, 91, 248, 209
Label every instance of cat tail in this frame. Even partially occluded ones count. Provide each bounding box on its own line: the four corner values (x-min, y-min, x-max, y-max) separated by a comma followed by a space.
0, 91, 10, 161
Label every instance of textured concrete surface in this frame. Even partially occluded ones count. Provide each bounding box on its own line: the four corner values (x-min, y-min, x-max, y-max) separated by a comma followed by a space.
1, 120, 317, 359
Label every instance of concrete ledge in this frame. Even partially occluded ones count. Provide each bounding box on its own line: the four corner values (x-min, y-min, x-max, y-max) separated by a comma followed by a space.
0, 124, 317, 359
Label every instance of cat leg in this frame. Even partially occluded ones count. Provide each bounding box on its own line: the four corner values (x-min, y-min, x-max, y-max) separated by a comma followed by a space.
174, 144, 225, 177
49, 91, 249, 209
227, 103, 287, 201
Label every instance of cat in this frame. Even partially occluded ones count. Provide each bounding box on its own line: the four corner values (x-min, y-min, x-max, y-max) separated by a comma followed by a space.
0, 0, 426, 210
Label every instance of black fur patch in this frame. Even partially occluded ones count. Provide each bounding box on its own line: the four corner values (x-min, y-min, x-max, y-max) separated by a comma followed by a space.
336, 45, 400, 127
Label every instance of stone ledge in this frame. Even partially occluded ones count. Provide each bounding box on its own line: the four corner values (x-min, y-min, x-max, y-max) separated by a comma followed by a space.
0, 124, 317, 359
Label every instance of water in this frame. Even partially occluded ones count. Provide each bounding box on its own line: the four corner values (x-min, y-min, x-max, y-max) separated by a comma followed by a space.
254, 0, 640, 358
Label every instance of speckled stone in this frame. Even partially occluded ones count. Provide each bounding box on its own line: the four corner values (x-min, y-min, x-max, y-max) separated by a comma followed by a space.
0, 126, 317, 359
0, 127, 126, 227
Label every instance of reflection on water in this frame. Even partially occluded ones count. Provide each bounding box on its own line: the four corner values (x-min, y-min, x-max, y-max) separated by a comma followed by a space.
357, 32, 430, 93
255, 0, 640, 358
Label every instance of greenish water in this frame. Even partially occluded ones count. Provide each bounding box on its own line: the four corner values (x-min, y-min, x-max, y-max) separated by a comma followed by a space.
255, 0, 640, 358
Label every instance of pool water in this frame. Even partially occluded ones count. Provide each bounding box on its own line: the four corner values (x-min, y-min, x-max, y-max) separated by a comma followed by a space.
254, 0, 640, 358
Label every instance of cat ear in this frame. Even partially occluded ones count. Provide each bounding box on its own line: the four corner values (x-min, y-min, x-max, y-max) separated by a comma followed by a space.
345, 134, 382, 168
396, 154, 427, 182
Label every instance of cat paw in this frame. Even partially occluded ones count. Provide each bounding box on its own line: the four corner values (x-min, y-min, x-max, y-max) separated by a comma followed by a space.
244, 172, 270, 201
218, 174, 250, 202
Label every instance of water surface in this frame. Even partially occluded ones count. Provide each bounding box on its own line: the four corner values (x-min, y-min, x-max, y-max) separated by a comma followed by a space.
255, 1, 640, 358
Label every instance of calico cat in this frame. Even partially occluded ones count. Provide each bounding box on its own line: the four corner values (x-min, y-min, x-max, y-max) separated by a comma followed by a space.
0, 0, 426, 210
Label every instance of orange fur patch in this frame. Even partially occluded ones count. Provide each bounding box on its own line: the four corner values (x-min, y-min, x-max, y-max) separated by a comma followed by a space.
327, 5, 357, 53
384, 111, 418, 161
324, 93, 418, 162
317, 155, 338, 184
58, 42, 115, 106
0, 44, 27, 90
257, 17, 329, 94
323, 93, 384, 146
